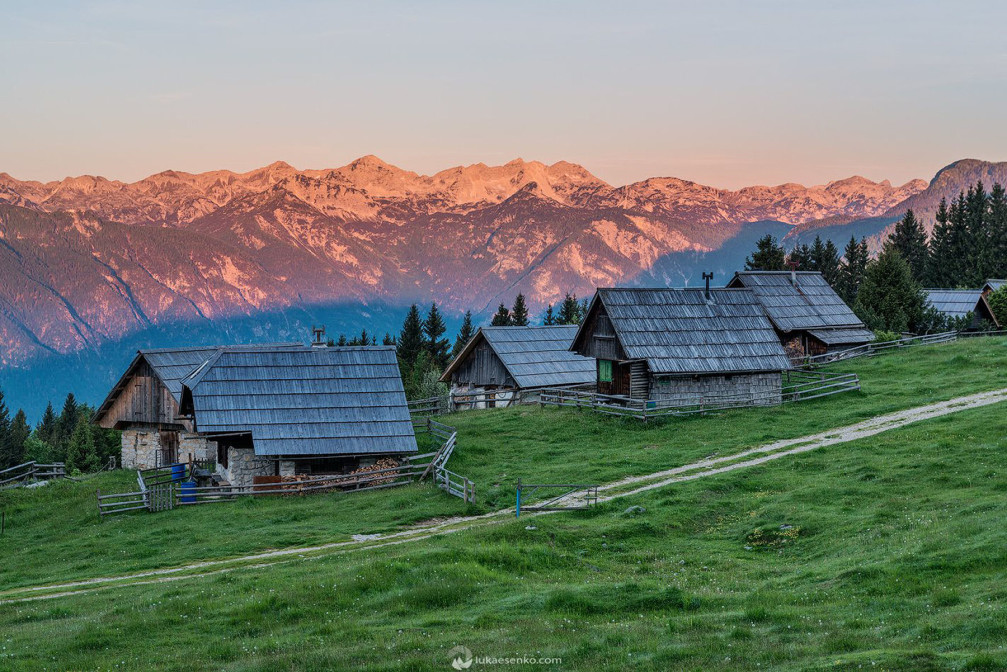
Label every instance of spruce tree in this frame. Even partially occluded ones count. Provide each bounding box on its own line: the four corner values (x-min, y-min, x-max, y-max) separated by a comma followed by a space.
66, 418, 99, 474
422, 303, 450, 369
837, 236, 868, 305
0, 391, 10, 468
745, 234, 786, 271
986, 183, 1007, 279
7, 409, 29, 468
854, 246, 927, 333
927, 197, 955, 287
336, 334, 348, 346
490, 303, 512, 326
543, 304, 556, 326
397, 304, 424, 373
451, 311, 475, 359
889, 210, 928, 283
382, 333, 396, 346
819, 238, 842, 287
557, 293, 582, 325
36, 402, 56, 445
510, 294, 529, 326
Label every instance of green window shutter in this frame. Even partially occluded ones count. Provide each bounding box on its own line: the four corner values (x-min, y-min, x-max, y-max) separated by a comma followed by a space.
599, 360, 613, 383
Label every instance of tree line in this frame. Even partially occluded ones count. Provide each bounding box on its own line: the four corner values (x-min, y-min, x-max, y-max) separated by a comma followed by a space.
0, 391, 119, 473
745, 179, 1007, 334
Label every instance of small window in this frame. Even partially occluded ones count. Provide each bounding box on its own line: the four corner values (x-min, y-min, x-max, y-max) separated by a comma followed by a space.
599, 360, 613, 383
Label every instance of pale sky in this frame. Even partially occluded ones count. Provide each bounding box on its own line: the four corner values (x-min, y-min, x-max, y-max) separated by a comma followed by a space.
3, 0, 1007, 189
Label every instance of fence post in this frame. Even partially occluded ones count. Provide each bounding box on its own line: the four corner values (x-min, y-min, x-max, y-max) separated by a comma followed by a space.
516, 478, 521, 518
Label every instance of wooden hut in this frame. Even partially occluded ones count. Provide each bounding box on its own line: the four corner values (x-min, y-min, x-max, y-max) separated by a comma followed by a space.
570, 288, 792, 406
439, 325, 596, 407
94, 345, 297, 470
924, 289, 1000, 330
726, 270, 874, 358
96, 344, 417, 486
982, 279, 1005, 297
176, 345, 417, 487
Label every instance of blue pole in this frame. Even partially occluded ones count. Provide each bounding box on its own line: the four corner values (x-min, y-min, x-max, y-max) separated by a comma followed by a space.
516, 479, 521, 518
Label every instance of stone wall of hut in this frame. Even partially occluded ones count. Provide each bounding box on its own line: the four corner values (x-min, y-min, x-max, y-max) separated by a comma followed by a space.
649, 372, 782, 407
120, 428, 217, 470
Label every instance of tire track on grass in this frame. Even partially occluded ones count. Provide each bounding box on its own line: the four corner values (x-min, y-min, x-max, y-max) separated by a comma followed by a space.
3, 387, 1005, 604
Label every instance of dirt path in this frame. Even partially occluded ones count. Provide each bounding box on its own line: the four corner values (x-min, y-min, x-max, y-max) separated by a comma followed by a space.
4, 387, 1005, 604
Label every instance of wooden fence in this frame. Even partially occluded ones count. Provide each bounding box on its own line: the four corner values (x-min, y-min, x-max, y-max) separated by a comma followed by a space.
538, 369, 860, 422
0, 461, 66, 490
97, 419, 476, 516
798, 331, 958, 367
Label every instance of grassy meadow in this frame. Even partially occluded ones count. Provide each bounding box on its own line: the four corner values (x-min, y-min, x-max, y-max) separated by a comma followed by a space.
0, 403, 1005, 670
0, 337, 1005, 670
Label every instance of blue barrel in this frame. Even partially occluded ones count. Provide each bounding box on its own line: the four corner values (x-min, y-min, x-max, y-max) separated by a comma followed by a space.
171, 463, 185, 482
180, 480, 196, 504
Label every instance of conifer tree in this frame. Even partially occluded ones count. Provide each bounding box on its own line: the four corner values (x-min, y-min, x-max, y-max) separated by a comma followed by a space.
7, 409, 29, 468
510, 294, 529, 326
787, 242, 812, 271
927, 197, 955, 287
837, 236, 868, 305
451, 311, 475, 359
66, 418, 98, 474
0, 391, 10, 468
986, 183, 1007, 279
889, 209, 928, 282
490, 303, 512, 326
745, 234, 786, 271
397, 304, 424, 373
36, 402, 56, 445
557, 293, 582, 325
336, 334, 348, 346
543, 304, 556, 326
382, 333, 396, 346
422, 302, 450, 368
854, 246, 927, 333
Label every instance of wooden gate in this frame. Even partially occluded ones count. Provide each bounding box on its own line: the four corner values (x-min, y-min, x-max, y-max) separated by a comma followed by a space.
147, 483, 175, 512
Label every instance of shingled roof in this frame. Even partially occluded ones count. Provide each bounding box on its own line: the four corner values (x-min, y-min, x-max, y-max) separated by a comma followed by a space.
441, 325, 595, 389
93, 343, 303, 423
984, 279, 1006, 293
180, 346, 417, 457
726, 271, 865, 332
574, 288, 792, 375
924, 289, 999, 327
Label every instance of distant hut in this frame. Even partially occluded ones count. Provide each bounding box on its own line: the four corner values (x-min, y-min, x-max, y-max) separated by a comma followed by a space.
96, 344, 417, 487
982, 279, 1005, 297
924, 289, 1000, 330
570, 287, 792, 406
439, 325, 596, 408
726, 270, 874, 358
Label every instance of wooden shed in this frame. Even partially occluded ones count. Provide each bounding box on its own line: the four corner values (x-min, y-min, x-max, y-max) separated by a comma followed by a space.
726, 271, 874, 358
178, 345, 417, 487
924, 289, 1000, 330
982, 279, 1005, 297
95, 344, 417, 484
93, 345, 302, 470
570, 288, 792, 406
439, 325, 596, 407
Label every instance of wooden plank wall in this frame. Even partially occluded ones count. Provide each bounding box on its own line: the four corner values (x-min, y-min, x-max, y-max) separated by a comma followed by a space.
577, 304, 625, 361
101, 361, 190, 430
450, 342, 515, 388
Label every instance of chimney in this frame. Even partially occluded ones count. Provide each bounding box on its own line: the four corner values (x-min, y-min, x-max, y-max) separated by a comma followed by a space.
311, 325, 327, 348
702, 272, 714, 301
786, 260, 799, 286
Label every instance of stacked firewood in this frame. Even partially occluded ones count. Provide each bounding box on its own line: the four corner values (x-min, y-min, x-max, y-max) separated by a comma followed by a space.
348, 458, 402, 486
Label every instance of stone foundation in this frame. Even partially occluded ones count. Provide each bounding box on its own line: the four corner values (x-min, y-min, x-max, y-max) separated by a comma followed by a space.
220, 447, 275, 488
120, 429, 159, 470
650, 372, 782, 407
120, 428, 218, 470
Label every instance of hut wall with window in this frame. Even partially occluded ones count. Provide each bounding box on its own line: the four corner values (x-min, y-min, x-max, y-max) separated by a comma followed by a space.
440, 325, 596, 408
571, 288, 791, 406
